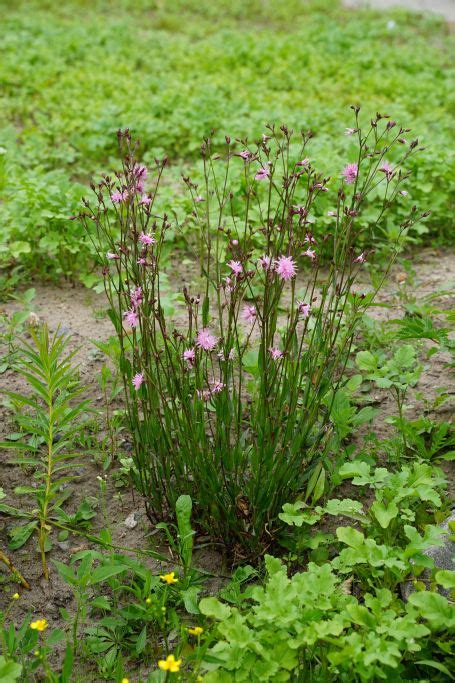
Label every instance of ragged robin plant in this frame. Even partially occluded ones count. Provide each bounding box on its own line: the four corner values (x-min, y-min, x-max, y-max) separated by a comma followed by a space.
78, 109, 429, 556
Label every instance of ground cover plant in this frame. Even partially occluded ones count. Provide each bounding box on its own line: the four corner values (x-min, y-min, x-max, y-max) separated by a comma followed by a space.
0, 0, 454, 289
0, 0, 454, 681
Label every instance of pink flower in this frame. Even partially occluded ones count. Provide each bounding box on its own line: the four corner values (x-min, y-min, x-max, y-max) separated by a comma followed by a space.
379, 161, 393, 179
209, 379, 225, 394
354, 252, 366, 264
345, 128, 357, 136
342, 163, 358, 184
297, 301, 311, 318
139, 232, 156, 245
218, 348, 235, 361
327, 210, 336, 217
255, 166, 270, 181
139, 195, 151, 206
227, 260, 243, 276
124, 309, 139, 328
239, 150, 251, 160
132, 372, 144, 390
137, 258, 147, 265
241, 305, 257, 325
111, 190, 128, 203
268, 347, 283, 360
196, 379, 225, 401
258, 254, 273, 271
195, 195, 204, 203
223, 276, 234, 292
399, 190, 408, 197
196, 328, 217, 352
106, 252, 119, 260
134, 164, 148, 181
296, 158, 310, 167
183, 348, 196, 367
130, 286, 143, 309
303, 248, 316, 260
275, 255, 297, 281
304, 233, 316, 245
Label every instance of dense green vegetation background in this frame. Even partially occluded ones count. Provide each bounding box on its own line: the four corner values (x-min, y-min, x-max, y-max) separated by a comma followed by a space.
0, 0, 453, 286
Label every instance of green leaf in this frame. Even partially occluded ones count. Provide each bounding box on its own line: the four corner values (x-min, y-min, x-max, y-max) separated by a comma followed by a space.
324, 498, 365, 520
89, 564, 129, 585
336, 526, 364, 549
8, 521, 37, 550
356, 351, 377, 372
393, 344, 416, 369
371, 500, 398, 528
176, 494, 194, 573
338, 461, 372, 485
408, 591, 455, 630
435, 570, 455, 590
135, 625, 147, 654
0, 656, 22, 682
52, 560, 76, 585
181, 586, 201, 615
279, 501, 322, 527
415, 660, 454, 679
61, 643, 74, 683
199, 597, 231, 621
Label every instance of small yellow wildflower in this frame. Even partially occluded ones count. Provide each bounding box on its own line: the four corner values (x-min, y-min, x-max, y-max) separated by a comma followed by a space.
160, 571, 178, 584
145, 597, 152, 605
34, 651, 40, 657
187, 626, 204, 636
30, 619, 48, 632
12, 593, 20, 600
121, 678, 129, 683
158, 654, 182, 673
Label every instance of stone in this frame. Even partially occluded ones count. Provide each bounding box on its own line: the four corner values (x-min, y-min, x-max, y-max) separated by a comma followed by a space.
401, 510, 454, 601
124, 512, 139, 529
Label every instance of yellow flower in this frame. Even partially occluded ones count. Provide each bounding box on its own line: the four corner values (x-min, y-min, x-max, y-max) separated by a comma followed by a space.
121, 679, 129, 683
12, 593, 20, 600
145, 597, 152, 605
160, 571, 178, 585
30, 619, 48, 632
158, 654, 182, 673
187, 626, 204, 636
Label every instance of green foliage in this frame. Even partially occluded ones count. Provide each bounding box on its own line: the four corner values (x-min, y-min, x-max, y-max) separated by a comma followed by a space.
356, 343, 423, 453
0, 325, 90, 578
356, 344, 422, 392
0, 0, 453, 282
279, 461, 448, 585
0, 656, 22, 683
53, 549, 204, 680
199, 555, 454, 681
